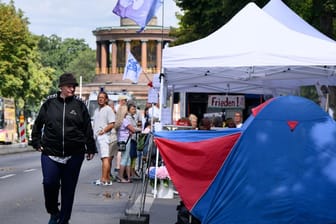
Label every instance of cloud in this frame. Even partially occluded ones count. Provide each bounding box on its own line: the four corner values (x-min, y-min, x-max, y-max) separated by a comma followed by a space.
5, 0, 179, 49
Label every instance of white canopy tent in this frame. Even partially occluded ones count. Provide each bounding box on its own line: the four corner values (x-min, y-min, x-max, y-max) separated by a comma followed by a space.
263, 0, 335, 43
162, 2, 336, 95
262, 0, 336, 111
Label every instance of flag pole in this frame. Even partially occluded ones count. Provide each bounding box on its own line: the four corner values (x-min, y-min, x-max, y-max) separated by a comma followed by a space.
153, 0, 166, 199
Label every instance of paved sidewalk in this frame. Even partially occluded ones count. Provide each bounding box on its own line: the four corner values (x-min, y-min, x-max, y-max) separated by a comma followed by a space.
148, 196, 180, 224
125, 184, 180, 224
0, 143, 34, 155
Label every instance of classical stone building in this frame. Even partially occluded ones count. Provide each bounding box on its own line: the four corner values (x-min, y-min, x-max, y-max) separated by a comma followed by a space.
81, 17, 175, 109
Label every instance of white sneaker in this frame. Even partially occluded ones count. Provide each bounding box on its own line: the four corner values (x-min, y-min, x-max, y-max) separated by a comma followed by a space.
94, 179, 102, 185
103, 181, 113, 186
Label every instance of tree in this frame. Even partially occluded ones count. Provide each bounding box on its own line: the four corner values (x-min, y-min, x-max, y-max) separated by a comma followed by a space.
37, 35, 94, 93
0, 1, 52, 114
282, 0, 336, 39
172, 0, 335, 46
24, 39, 54, 114
172, 0, 269, 46
65, 48, 96, 83
311, 0, 336, 38
0, 0, 30, 98
38, 35, 64, 72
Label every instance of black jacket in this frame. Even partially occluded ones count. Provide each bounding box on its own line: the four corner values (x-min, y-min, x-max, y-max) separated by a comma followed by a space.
31, 92, 97, 156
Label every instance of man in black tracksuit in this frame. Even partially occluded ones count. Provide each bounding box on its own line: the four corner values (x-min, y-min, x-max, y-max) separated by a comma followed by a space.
31, 73, 97, 224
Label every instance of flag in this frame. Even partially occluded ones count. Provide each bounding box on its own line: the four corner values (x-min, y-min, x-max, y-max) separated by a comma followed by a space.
154, 130, 241, 212
123, 52, 142, 83
113, 0, 162, 32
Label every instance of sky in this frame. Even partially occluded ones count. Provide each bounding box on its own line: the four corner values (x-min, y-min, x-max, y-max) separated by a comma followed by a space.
4, 0, 180, 49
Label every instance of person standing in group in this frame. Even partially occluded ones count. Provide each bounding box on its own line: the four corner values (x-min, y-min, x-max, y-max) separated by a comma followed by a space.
225, 117, 236, 128
212, 116, 223, 128
142, 106, 150, 131
92, 92, 116, 186
108, 100, 119, 179
199, 117, 212, 130
188, 114, 198, 129
126, 102, 142, 179
117, 103, 141, 183
31, 73, 97, 224
147, 103, 160, 119
114, 95, 128, 176
234, 111, 243, 128
108, 100, 117, 114
115, 95, 128, 112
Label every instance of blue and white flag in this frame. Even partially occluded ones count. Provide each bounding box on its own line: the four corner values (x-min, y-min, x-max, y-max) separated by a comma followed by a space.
113, 0, 162, 32
123, 52, 142, 83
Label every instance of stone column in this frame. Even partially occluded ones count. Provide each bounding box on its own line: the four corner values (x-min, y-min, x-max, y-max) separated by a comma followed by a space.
156, 40, 162, 73
101, 41, 109, 74
141, 39, 148, 72
111, 40, 117, 74
124, 39, 131, 75
125, 39, 131, 55
96, 41, 101, 74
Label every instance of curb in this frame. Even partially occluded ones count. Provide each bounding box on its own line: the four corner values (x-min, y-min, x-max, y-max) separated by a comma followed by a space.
0, 143, 35, 155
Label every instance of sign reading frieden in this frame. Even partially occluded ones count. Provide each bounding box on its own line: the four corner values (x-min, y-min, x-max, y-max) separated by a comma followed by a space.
208, 95, 245, 109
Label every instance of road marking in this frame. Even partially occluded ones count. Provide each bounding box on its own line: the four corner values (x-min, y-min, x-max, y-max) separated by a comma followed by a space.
0, 174, 16, 179
24, 168, 36, 172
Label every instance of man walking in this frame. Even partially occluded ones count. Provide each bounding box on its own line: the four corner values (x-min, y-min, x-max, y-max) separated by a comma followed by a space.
31, 73, 97, 224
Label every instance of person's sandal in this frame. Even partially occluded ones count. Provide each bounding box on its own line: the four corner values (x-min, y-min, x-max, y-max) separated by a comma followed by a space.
115, 176, 122, 182
117, 178, 130, 183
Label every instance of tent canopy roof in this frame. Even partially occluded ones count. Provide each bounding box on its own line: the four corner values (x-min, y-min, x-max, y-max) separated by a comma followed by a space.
162, 2, 336, 94
263, 0, 334, 42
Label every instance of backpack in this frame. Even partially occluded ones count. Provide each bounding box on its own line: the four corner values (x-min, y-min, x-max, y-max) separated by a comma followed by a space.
137, 133, 147, 151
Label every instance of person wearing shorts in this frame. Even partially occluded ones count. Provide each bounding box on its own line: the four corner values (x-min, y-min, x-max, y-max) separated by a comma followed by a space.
117, 103, 141, 183
93, 91, 116, 186
108, 100, 119, 160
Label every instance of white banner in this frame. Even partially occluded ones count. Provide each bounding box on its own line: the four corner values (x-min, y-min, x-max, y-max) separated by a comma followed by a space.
148, 87, 159, 104
208, 95, 245, 109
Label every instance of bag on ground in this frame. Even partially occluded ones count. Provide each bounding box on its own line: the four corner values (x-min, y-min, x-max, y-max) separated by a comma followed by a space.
176, 201, 201, 224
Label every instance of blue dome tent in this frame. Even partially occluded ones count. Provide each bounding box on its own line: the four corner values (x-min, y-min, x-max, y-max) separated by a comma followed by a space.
154, 96, 336, 223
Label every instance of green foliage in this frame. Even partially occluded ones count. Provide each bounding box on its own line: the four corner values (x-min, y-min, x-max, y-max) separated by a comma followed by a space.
37, 35, 95, 93
284, 0, 336, 39
24, 42, 54, 113
65, 48, 96, 83
0, 1, 97, 117
172, 0, 269, 46
300, 86, 318, 103
283, 0, 313, 21
0, 1, 29, 97
38, 35, 64, 71
172, 0, 335, 46
0, 1, 52, 114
